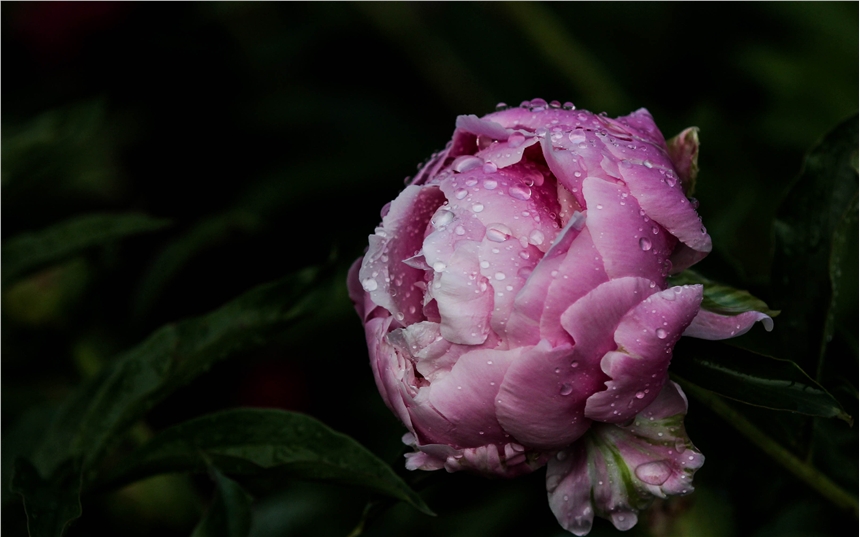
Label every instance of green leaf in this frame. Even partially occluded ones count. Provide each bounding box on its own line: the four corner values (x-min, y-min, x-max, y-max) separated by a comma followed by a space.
669, 270, 779, 317
191, 469, 253, 537
1, 213, 171, 287
31, 265, 330, 479
97, 408, 434, 516
771, 114, 859, 373
10, 458, 82, 537
672, 338, 851, 423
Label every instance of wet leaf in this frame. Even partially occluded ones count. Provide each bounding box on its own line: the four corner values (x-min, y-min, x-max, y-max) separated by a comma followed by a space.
669, 270, 779, 317
1, 213, 171, 287
31, 265, 330, 479
191, 469, 253, 537
98, 409, 434, 516
672, 338, 851, 423
771, 114, 859, 373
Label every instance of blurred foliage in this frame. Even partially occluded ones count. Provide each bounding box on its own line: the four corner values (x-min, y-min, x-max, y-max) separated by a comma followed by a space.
1, 2, 856, 537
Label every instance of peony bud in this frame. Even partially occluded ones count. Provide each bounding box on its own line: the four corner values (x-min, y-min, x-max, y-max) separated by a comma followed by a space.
348, 101, 770, 535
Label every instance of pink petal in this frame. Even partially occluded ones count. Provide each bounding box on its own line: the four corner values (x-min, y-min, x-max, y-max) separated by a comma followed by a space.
495, 340, 598, 449
539, 226, 609, 346
616, 157, 712, 258
427, 240, 493, 345
560, 276, 656, 357
359, 185, 446, 325
585, 285, 702, 423
582, 176, 673, 282
683, 309, 774, 340
505, 213, 584, 347
365, 316, 415, 432
455, 114, 511, 140
426, 346, 524, 447
547, 381, 704, 535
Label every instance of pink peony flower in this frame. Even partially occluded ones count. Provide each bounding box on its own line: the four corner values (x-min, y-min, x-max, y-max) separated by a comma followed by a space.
348, 99, 771, 535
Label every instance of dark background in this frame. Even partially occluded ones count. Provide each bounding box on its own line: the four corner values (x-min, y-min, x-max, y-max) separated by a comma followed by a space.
2, 3, 857, 537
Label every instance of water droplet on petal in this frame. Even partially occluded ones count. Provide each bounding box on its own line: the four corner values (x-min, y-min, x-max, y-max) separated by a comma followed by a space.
483, 162, 498, 174
452, 156, 483, 173
472, 203, 485, 213
528, 229, 545, 245
432, 209, 454, 228
494, 272, 506, 281
635, 391, 646, 399
559, 383, 573, 396
361, 278, 378, 291
486, 223, 513, 242
455, 189, 468, 200
639, 237, 652, 251
656, 328, 668, 339
455, 225, 466, 235
483, 179, 498, 190
635, 460, 672, 485
675, 440, 687, 454
596, 204, 604, 210
509, 184, 532, 200
508, 133, 526, 147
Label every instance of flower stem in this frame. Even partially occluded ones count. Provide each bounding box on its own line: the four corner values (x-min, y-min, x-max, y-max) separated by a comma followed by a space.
675, 377, 859, 518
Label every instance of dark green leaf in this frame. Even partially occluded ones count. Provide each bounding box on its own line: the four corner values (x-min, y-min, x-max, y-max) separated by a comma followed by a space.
672, 338, 851, 423
132, 210, 261, 318
669, 270, 779, 317
97, 408, 434, 516
31, 265, 330, 479
10, 458, 82, 537
771, 114, 859, 373
1, 213, 171, 287
191, 469, 253, 537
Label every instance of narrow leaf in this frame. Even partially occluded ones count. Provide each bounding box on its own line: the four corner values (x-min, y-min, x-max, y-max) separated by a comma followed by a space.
2, 213, 171, 287
31, 265, 330, 478
10, 458, 82, 537
672, 338, 851, 423
669, 270, 779, 317
97, 408, 434, 516
191, 469, 253, 537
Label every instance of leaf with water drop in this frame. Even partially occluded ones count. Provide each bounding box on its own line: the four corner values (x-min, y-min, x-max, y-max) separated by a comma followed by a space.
671, 338, 851, 423
668, 270, 779, 317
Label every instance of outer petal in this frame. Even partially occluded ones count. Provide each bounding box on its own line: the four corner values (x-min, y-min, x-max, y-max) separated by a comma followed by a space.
455, 114, 511, 141
616, 158, 712, 260
585, 285, 702, 423
403, 434, 549, 478
426, 346, 524, 447
683, 309, 774, 340
585, 285, 703, 423
547, 381, 704, 535
366, 316, 414, 432
582, 176, 672, 282
495, 340, 597, 449
359, 184, 445, 325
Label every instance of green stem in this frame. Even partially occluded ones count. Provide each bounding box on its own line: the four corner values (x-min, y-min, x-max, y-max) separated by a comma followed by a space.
676, 377, 859, 518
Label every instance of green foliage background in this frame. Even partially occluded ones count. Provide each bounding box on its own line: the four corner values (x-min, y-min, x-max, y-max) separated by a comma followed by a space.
2, 3, 857, 537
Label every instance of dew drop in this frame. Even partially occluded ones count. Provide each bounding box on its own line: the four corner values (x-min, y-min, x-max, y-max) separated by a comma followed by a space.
639, 237, 652, 251
483, 179, 499, 190
508, 133, 526, 147
494, 272, 506, 281
635, 391, 646, 399
472, 203, 485, 213
486, 223, 513, 242
559, 383, 573, 396
635, 460, 672, 485
480, 260, 490, 269
596, 204, 604, 210
528, 229, 545, 245
455, 225, 466, 235
432, 209, 454, 228
570, 361, 579, 368
361, 278, 378, 291
452, 156, 483, 173
656, 328, 668, 339
483, 162, 498, 174
509, 184, 532, 200
455, 189, 468, 200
